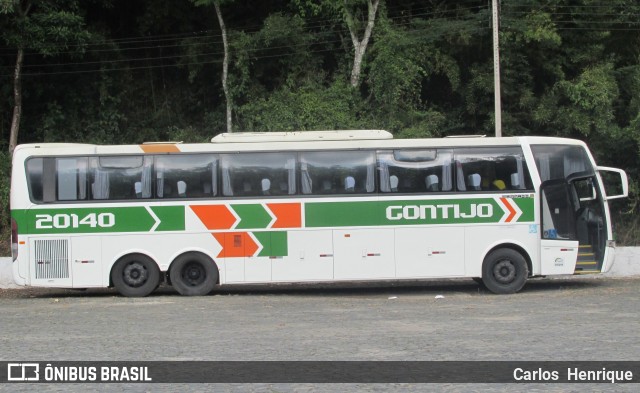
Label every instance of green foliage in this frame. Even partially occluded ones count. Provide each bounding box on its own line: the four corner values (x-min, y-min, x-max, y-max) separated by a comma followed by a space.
238, 79, 361, 131
536, 62, 620, 136
0, 0, 92, 55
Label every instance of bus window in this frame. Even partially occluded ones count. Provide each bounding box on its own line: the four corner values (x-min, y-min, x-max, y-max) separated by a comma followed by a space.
300, 151, 376, 195
378, 149, 453, 193
531, 145, 594, 182
26, 158, 44, 203
155, 154, 218, 198
26, 157, 87, 203
89, 156, 152, 200
454, 147, 532, 192
220, 152, 296, 197
56, 157, 88, 201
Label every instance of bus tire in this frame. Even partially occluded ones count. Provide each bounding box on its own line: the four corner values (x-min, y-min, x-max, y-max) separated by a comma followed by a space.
111, 254, 160, 297
169, 252, 218, 296
482, 248, 528, 294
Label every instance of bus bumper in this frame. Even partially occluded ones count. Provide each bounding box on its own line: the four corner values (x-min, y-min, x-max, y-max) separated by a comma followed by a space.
12, 260, 27, 286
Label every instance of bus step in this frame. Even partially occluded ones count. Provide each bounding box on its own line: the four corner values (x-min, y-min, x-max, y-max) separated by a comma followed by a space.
574, 270, 600, 274
575, 245, 600, 273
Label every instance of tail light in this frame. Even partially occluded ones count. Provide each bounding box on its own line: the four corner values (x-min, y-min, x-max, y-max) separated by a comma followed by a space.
11, 218, 18, 261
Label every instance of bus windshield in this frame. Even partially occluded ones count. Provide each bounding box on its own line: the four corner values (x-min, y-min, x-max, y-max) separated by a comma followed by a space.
531, 145, 594, 182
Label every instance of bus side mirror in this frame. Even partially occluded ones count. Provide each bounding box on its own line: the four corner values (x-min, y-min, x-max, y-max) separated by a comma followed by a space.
597, 166, 628, 200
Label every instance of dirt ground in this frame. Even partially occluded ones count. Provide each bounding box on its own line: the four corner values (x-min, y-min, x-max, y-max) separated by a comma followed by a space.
1, 276, 638, 392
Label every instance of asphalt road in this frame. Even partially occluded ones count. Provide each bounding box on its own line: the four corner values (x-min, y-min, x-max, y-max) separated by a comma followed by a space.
1, 276, 639, 392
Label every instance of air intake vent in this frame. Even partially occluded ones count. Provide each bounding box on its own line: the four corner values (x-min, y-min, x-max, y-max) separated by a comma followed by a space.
34, 239, 70, 279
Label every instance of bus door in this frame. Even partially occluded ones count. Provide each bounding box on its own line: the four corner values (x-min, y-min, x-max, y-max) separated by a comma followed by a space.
568, 173, 608, 274
539, 180, 579, 275
539, 174, 608, 275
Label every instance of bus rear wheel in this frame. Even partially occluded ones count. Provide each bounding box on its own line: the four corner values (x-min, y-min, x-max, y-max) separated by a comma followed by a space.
169, 252, 218, 296
111, 254, 160, 297
482, 248, 528, 294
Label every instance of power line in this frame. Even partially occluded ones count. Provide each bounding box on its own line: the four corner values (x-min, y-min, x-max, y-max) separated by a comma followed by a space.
0, 25, 491, 77
2, 10, 489, 70
0, 3, 489, 55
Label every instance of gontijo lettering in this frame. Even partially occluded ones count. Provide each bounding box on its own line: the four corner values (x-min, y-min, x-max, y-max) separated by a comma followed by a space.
386, 203, 493, 220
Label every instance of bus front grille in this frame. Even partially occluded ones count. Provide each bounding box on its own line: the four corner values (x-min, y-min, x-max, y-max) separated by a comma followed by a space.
34, 239, 70, 279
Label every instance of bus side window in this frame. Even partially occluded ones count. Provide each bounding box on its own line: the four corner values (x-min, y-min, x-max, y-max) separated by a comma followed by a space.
455, 147, 533, 192
221, 152, 296, 197
57, 157, 88, 201
26, 158, 45, 203
300, 151, 375, 195
90, 156, 149, 200
155, 154, 218, 199
377, 149, 452, 194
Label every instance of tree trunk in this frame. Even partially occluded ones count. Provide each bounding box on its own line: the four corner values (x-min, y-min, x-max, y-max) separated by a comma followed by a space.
346, 0, 380, 88
9, 47, 24, 154
214, 1, 232, 133
8, 0, 32, 154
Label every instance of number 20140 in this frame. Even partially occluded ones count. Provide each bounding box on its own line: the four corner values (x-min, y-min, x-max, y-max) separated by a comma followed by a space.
35, 213, 115, 229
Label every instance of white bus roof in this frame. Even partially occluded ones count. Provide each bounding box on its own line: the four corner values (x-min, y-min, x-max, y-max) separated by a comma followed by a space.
12, 133, 588, 157
211, 130, 393, 143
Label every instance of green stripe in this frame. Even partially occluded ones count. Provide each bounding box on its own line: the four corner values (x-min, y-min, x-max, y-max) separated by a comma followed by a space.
305, 197, 535, 228
151, 206, 185, 231
512, 197, 535, 222
12, 206, 184, 235
253, 231, 288, 257
232, 204, 272, 229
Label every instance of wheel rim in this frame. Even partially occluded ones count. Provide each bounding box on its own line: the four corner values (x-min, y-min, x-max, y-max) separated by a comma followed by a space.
181, 261, 206, 287
123, 261, 148, 287
492, 259, 516, 284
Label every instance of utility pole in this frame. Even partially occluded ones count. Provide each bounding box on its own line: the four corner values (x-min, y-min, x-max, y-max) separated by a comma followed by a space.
492, 0, 502, 137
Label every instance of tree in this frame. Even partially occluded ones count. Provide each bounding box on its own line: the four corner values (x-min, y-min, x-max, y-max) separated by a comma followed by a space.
343, 0, 380, 87
293, 0, 381, 88
1, 0, 91, 153
193, 0, 233, 133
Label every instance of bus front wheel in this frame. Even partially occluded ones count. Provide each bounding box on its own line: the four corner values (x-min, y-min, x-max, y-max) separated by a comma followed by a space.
169, 252, 218, 296
482, 248, 528, 294
111, 254, 160, 297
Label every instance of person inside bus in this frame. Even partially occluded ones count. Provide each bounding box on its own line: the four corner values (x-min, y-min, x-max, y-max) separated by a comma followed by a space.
425, 174, 439, 192
491, 179, 506, 191
390, 175, 399, 192
467, 173, 481, 191
261, 178, 271, 195
510, 173, 522, 190
134, 182, 143, 198
345, 176, 355, 192
177, 181, 187, 197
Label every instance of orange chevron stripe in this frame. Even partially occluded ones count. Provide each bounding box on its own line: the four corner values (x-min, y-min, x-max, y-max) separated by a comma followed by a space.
500, 197, 517, 223
191, 205, 237, 230
212, 232, 258, 258
267, 203, 302, 228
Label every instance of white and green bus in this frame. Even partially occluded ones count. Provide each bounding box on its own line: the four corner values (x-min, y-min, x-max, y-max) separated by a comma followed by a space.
10, 130, 628, 296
